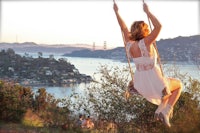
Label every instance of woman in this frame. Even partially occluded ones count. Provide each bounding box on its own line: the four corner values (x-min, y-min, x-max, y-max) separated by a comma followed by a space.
113, 2, 182, 127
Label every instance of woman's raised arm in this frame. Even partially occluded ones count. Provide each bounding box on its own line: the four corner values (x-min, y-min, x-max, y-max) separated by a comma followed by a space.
143, 3, 162, 45
113, 2, 130, 44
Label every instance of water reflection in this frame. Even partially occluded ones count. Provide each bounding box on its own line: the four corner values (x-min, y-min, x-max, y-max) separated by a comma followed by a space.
32, 83, 90, 99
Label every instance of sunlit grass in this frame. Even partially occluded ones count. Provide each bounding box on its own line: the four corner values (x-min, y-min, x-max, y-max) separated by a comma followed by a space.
21, 109, 44, 127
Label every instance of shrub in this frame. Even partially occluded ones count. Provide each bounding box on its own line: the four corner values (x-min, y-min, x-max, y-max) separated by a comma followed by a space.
73, 65, 200, 132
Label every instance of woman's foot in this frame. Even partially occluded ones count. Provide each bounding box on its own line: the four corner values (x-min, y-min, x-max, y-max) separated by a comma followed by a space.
154, 103, 165, 121
155, 107, 173, 120
159, 112, 171, 127
159, 104, 173, 128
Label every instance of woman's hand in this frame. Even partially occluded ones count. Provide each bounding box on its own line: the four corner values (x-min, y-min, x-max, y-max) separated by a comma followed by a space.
143, 3, 150, 14
113, 2, 118, 12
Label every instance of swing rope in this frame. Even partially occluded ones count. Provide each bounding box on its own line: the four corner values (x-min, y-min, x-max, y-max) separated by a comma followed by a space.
121, 23, 134, 81
142, 0, 164, 77
113, 0, 134, 82
113, 0, 164, 98
114, 0, 164, 79
142, 0, 171, 99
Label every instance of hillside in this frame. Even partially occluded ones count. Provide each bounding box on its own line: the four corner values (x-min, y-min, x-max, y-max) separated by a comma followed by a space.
0, 35, 199, 63
63, 35, 200, 63
0, 49, 92, 86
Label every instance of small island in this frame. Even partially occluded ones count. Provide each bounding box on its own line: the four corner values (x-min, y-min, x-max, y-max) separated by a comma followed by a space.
0, 48, 92, 86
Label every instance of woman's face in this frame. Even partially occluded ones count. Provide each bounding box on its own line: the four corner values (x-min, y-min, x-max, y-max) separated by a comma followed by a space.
142, 23, 150, 37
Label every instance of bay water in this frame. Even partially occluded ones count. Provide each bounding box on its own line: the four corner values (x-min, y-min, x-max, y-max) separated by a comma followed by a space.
24, 53, 199, 99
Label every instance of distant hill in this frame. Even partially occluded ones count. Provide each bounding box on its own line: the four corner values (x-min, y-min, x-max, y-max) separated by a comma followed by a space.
0, 42, 91, 54
157, 35, 200, 62
1, 35, 199, 63
63, 35, 200, 63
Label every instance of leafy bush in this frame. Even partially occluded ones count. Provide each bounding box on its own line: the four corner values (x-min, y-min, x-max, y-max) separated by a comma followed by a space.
0, 81, 34, 122
73, 65, 200, 132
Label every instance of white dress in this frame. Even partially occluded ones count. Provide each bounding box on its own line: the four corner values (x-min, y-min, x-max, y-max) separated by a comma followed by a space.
126, 39, 170, 105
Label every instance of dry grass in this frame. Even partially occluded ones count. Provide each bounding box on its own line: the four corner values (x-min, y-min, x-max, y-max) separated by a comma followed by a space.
22, 109, 44, 128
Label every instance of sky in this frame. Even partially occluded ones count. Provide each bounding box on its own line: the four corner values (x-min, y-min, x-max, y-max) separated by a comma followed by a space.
0, 0, 199, 48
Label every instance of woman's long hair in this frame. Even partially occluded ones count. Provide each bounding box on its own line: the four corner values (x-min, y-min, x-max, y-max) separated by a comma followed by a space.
130, 21, 149, 41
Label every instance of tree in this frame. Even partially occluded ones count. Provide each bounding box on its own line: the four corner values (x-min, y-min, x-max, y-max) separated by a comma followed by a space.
0, 80, 34, 122
35, 88, 47, 111
38, 52, 43, 58
6, 48, 15, 56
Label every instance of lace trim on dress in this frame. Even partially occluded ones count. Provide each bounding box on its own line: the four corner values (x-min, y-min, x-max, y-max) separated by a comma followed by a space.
137, 39, 155, 71
138, 39, 150, 57
136, 63, 154, 71
126, 42, 133, 58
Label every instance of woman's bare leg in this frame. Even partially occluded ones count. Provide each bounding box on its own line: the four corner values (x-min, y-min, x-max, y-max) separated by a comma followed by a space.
159, 78, 182, 127
167, 78, 182, 107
